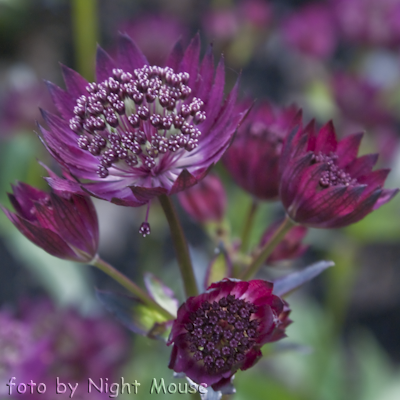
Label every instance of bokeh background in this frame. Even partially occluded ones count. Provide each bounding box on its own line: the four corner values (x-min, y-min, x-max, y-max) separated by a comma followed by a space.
1, 0, 400, 399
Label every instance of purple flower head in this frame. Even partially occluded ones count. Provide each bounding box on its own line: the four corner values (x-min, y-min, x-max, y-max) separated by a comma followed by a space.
0, 312, 48, 395
203, 9, 239, 42
1, 182, 99, 262
223, 101, 301, 201
25, 302, 128, 389
332, 0, 400, 48
238, 0, 272, 29
177, 174, 227, 223
281, 4, 338, 59
0, 67, 54, 136
40, 34, 247, 210
203, 0, 271, 42
280, 121, 399, 228
260, 221, 308, 264
2, 300, 128, 400
168, 278, 290, 390
332, 73, 394, 127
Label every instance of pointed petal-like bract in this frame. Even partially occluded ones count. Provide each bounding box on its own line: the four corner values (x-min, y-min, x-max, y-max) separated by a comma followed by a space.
96, 45, 116, 83
117, 34, 148, 73
61, 64, 88, 100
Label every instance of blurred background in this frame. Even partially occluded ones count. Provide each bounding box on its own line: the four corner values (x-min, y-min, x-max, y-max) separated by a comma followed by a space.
1, 0, 400, 399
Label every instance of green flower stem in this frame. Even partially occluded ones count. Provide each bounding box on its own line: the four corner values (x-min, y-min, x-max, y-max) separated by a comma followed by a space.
90, 256, 174, 320
71, 0, 99, 81
159, 194, 199, 298
240, 215, 295, 281
240, 198, 259, 253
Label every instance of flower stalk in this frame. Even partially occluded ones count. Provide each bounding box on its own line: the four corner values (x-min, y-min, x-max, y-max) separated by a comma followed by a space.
91, 256, 174, 320
240, 215, 295, 280
159, 194, 198, 298
71, 0, 99, 81
240, 198, 259, 253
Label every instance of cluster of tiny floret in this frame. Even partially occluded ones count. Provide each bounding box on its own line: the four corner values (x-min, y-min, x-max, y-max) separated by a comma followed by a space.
312, 152, 357, 188
69, 66, 206, 178
139, 222, 151, 237
184, 295, 259, 372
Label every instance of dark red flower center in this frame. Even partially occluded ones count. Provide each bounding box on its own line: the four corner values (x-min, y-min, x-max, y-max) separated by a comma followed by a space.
69, 66, 207, 178
184, 295, 259, 373
312, 151, 357, 188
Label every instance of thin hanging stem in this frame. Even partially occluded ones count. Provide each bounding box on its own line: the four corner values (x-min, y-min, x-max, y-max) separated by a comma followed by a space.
145, 201, 151, 222
240, 215, 295, 281
240, 199, 259, 253
90, 255, 174, 320
71, 0, 99, 81
158, 194, 198, 298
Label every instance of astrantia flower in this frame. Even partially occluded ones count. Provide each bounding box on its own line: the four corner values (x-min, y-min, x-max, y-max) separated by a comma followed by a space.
1, 182, 99, 261
168, 278, 290, 390
177, 174, 227, 223
39, 34, 246, 209
279, 121, 399, 228
223, 101, 300, 201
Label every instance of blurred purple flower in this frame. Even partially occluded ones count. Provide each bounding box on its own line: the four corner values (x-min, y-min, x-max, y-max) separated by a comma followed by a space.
177, 174, 226, 223
40, 34, 246, 209
238, 0, 272, 28
0, 67, 54, 136
0, 312, 48, 396
223, 101, 301, 201
279, 121, 398, 228
281, 4, 338, 59
168, 278, 290, 390
332, 73, 394, 127
1, 300, 127, 399
203, 0, 272, 43
203, 9, 240, 42
332, 0, 400, 48
260, 221, 308, 264
1, 182, 99, 262
118, 14, 188, 65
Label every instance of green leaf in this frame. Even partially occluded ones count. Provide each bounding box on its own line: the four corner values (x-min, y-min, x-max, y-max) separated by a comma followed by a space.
204, 248, 232, 289
96, 289, 171, 341
144, 273, 178, 317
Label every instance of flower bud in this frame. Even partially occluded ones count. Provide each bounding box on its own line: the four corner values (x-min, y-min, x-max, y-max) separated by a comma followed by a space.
1, 182, 99, 262
260, 220, 308, 264
177, 174, 226, 223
